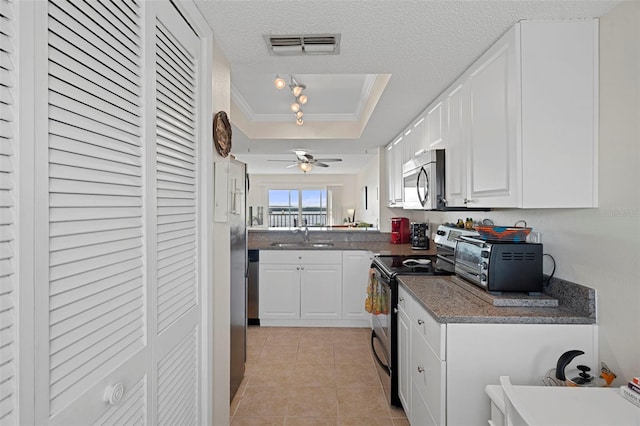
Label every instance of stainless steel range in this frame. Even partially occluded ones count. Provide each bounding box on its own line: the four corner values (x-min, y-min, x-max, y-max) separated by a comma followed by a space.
433, 223, 480, 272
369, 254, 451, 407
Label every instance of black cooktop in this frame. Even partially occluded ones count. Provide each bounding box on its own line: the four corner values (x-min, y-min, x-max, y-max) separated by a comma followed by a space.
373, 254, 452, 278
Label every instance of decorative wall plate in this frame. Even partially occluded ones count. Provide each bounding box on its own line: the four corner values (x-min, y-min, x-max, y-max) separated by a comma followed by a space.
213, 111, 231, 157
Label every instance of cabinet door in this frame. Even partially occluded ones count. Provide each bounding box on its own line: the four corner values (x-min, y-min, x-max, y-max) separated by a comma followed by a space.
259, 263, 300, 319
300, 264, 342, 319
397, 307, 411, 413
342, 251, 373, 321
426, 101, 444, 150
412, 328, 446, 426
412, 115, 428, 158
444, 81, 468, 207
467, 26, 519, 207
385, 139, 403, 207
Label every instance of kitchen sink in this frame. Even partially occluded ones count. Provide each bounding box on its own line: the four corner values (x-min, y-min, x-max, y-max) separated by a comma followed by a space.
269, 242, 334, 248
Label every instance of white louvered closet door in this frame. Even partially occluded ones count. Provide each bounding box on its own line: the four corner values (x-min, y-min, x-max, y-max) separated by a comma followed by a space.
0, 0, 17, 424
152, 3, 202, 426
33, 0, 204, 424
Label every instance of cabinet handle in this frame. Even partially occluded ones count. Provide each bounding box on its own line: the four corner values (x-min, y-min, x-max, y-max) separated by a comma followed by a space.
393, 308, 398, 314
399, 297, 404, 302
300, 267, 304, 270
417, 366, 425, 373
104, 383, 125, 406
296, 267, 300, 270
417, 319, 424, 325
464, 198, 475, 204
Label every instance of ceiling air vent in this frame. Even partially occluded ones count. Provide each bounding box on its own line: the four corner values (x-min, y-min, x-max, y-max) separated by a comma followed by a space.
265, 34, 341, 56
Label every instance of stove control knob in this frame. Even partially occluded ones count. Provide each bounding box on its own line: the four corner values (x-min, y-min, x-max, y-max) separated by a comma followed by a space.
481, 251, 490, 258
481, 273, 487, 281
437, 230, 446, 236
481, 262, 488, 270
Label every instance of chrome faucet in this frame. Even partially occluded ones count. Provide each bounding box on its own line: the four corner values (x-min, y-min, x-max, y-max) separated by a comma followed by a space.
292, 225, 310, 242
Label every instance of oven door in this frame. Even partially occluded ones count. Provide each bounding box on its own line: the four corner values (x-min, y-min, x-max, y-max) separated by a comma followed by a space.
369, 265, 401, 406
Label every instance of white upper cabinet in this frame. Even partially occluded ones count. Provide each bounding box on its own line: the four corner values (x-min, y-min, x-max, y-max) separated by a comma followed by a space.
426, 100, 444, 150
446, 19, 599, 208
444, 81, 468, 207
385, 136, 404, 207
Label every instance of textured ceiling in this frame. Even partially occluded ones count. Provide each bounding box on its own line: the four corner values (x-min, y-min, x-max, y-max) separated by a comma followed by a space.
195, 0, 621, 174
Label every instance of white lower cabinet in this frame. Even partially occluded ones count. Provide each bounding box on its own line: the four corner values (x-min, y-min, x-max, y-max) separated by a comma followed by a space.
397, 294, 411, 411
259, 250, 372, 327
342, 251, 374, 322
398, 283, 598, 425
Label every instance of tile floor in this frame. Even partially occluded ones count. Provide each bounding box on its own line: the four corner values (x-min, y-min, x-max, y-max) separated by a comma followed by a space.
230, 326, 409, 425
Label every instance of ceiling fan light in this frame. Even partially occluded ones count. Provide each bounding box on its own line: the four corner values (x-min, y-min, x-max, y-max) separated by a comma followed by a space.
291, 102, 300, 112
296, 117, 304, 126
298, 94, 308, 104
295, 110, 304, 119
274, 76, 286, 89
299, 162, 313, 172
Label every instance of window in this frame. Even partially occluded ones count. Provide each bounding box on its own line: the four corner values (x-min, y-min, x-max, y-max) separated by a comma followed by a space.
268, 189, 327, 227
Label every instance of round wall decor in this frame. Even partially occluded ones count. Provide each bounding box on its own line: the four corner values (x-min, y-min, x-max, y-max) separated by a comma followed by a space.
213, 111, 231, 158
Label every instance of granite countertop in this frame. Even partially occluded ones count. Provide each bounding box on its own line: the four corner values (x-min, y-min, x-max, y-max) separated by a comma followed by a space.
248, 229, 436, 256
399, 275, 596, 325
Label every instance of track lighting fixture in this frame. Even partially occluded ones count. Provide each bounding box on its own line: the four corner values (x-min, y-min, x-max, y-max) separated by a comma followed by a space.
274, 74, 308, 125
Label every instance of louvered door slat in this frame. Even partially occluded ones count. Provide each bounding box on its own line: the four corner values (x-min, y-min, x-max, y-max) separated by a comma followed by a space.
155, 11, 198, 335
157, 329, 197, 425
49, 288, 142, 339
49, 61, 141, 115
49, 149, 142, 175
51, 193, 142, 208
45, 0, 146, 418
50, 306, 143, 369
49, 329, 144, 412
49, 107, 140, 146
0, 0, 16, 423
156, 74, 193, 112
54, 0, 140, 68
48, 2, 139, 79
50, 136, 142, 167
156, 129, 195, 156
157, 91, 195, 124
156, 30, 194, 86
50, 217, 142, 238
48, 83, 141, 130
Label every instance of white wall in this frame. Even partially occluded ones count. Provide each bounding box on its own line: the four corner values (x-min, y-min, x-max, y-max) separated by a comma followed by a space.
211, 40, 232, 425
355, 151, 380, 227
407, 1, 640, 382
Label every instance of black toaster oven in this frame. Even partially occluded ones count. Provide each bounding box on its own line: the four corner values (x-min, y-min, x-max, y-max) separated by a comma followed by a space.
454, 237, 543, 293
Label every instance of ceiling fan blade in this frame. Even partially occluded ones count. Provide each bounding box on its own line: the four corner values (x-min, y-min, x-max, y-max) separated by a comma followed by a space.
314, 158, 342, 162
315, 162, 330, 167
268, 159, 297, 162
302, 153, 314, 161
286, 163, 298, 168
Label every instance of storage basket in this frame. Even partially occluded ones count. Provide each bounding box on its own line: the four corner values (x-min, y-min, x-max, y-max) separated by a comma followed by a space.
475, 225, 531, 243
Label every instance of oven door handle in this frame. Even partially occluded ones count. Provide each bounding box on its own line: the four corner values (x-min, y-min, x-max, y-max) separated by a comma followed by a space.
370, 330, 391, 375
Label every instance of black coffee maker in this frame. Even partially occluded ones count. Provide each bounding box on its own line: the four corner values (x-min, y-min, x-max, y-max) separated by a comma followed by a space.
410, 222, 430, 250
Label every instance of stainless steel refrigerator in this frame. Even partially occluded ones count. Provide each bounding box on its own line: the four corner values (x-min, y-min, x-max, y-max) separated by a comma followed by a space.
229, 159, 247, 401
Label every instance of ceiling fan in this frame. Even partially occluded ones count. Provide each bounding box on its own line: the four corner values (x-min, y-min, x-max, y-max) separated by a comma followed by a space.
269, 150, 342, 172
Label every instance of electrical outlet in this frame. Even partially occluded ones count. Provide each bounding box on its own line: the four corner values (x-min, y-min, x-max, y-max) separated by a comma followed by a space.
527, 231, 542, 243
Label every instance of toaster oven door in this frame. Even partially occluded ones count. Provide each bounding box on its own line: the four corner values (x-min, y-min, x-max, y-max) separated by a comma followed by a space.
453, 240, 486, 288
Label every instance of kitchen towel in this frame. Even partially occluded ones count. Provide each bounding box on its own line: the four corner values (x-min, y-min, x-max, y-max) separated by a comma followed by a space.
365, 268, 388, 315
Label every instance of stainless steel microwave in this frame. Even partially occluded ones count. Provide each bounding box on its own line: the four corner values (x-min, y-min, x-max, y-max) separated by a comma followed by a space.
402, 149, 444, 210
454, 236, 543, 293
